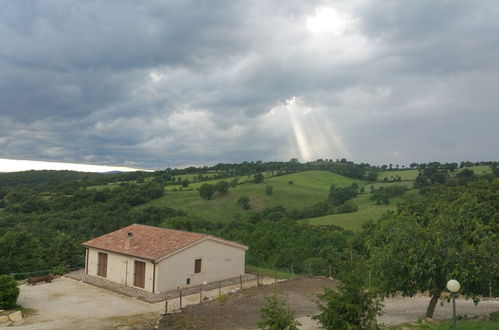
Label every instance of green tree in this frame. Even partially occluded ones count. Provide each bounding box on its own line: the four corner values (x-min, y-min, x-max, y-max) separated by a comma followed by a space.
364, 183, 499, 318
215, 181, 230, 195
0, 275, 20, 309
258, 293, 300, 330
0, 228, 47, 274
254, 173, 265, 184
265, 185, 274, 195
237, 196, 251, 210
313, 262, 383, 329
199, 183, 216, 200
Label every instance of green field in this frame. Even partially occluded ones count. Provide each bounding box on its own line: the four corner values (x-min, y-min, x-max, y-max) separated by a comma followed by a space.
379, 169, 419, 181
140, 171, 362, 221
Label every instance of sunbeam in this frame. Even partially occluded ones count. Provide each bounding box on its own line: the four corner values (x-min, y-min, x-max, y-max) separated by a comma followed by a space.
280, 97, 348, 161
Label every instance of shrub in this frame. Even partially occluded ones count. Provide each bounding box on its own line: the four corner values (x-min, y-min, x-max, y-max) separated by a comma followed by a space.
313, 265, 383, 330
52, 264, 67, 276
288, 181, 294, 185
265, 185, 273, 195
258, 293, 300, 330
336, 201, 358, 214
0, 275, 20, 309
237, 196, 251, 210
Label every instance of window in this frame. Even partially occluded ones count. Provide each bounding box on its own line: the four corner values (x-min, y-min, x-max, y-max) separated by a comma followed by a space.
194, 258, 202, 273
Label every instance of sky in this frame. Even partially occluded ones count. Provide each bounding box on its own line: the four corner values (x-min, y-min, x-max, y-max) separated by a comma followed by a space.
1, 0, 498, 171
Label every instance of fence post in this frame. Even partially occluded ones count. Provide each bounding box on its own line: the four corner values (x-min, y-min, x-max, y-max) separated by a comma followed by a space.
199, 285, 203, 304
178, 287, 182, 310
218, 281, 221, 296
240, 274, 243, 290
274, 269, 277, 283
256, 273, 260, 286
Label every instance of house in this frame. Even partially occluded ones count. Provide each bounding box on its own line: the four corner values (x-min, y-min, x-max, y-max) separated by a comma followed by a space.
82, 224, 248, 293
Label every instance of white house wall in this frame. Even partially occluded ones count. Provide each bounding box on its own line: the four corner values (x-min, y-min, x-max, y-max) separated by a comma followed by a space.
86, 248, 155, 292
156, 239, 245, 293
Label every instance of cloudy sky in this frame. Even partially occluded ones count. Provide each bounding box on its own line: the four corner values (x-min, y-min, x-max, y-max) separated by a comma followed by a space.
1, 0, 498, 170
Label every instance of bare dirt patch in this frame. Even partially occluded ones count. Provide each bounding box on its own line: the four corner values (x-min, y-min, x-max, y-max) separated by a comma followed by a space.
159, 277, 338, 329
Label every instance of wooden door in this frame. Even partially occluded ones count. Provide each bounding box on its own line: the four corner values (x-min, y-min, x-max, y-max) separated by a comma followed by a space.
134, 260, 146, 288
98, 252, 108, 277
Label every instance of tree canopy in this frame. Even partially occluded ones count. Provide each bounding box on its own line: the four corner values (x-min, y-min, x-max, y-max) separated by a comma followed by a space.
363, 180, 499, 317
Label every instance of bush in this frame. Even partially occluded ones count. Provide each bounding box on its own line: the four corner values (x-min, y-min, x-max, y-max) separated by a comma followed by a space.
237, 196, 251, 210
52, 264, 67, 276
336, 201, 358, 214
265, 185, 273, 195
0, 275, 20, 309
258, 293, 300, 330
313, 264, 383, 329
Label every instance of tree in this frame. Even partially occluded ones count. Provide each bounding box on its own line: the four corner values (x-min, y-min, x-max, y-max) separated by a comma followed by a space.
237, 196, 251, 210
254, 173, 265, 184
265, 185, 274, 195
258, 293, 300, 330
0, 275, 20, 309
199, 183, 216, 200
364, 183, 499, 318
313, 261, 383, 329
0, 228, 47, 274
215, 181, 230, 195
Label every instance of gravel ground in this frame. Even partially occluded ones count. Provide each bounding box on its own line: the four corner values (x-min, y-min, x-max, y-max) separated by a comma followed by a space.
159, 278, 499, 329
66, 269, 257, 303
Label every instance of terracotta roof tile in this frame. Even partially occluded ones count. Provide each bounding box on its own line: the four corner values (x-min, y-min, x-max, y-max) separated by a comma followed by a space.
82, 224, 246, 261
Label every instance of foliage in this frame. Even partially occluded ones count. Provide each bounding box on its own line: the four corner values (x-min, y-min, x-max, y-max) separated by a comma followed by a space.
199, 183, 216, 200
265, 185, 274, 195
51, 264, 67, 276
329, 184, 359, 206
237, 196, 251, 210
254, 172, 265, 184
0, 275, 20, 309
257, 293, 300, 330
313, 261, 383, 330
336, 200, 358, 214
364, 180, 499, 318
370, 185, 407, 204
215, 181, 230, 195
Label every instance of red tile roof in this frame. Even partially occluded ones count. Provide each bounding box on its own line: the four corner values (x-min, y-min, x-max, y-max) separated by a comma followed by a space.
82, 224, 247, 261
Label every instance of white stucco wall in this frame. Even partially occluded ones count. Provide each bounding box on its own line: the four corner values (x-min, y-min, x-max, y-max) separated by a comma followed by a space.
86, 248, 155, 292
155, 238, 246, 293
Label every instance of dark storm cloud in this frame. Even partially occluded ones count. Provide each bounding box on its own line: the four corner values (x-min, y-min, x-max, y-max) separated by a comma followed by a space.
0, 0, 498, 169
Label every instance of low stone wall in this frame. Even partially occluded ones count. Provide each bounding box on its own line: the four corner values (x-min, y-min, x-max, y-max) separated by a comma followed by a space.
0, 310, 22, 324
65, 269, 257, 303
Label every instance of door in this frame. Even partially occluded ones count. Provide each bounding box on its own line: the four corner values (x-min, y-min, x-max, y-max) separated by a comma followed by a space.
134, 260, 146, 288
97, 252, 108, 277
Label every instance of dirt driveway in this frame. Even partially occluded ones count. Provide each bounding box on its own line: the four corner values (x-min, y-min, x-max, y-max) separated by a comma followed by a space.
10, 276, 164, 329
160, 277, 338, 329
159, 277, 499, 329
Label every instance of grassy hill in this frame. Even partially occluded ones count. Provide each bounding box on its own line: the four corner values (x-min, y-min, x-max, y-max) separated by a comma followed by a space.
140, 171, 363, 222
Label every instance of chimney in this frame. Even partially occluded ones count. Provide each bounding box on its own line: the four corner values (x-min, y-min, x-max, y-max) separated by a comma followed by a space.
125, 232, 133, 249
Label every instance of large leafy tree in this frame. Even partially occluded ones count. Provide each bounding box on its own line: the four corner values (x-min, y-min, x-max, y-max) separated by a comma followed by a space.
364, 181, 498, 318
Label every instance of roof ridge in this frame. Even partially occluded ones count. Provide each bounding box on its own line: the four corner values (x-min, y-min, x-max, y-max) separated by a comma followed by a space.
129, 223, 208, 237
